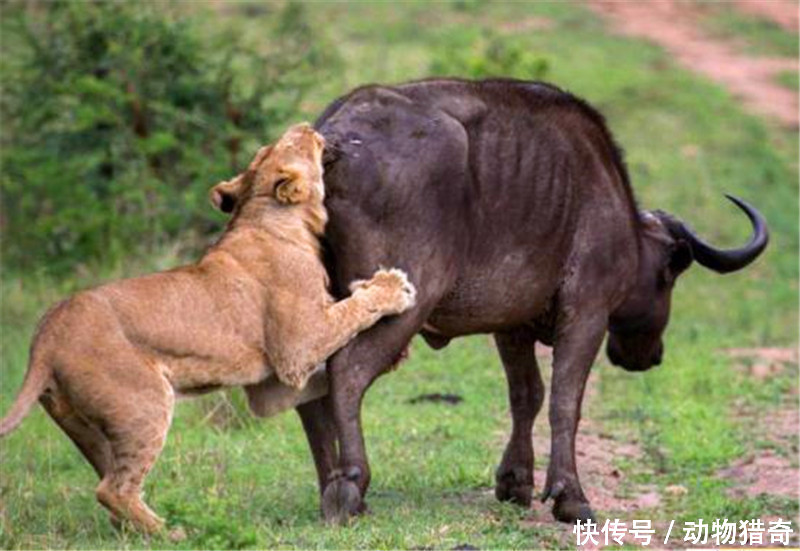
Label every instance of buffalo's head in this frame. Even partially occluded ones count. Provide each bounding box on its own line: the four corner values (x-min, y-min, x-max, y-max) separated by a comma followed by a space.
606, 195, 768, 372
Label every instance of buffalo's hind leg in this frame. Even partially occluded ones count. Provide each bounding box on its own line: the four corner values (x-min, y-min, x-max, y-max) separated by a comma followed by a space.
320, 303, 435, 524
296, 395, 339, 496
494, 327, 545, 507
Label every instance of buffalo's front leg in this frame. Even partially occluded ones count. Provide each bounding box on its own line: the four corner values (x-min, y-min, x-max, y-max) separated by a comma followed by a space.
320, 306, 432, 524
494, 327, 545, 507
541, 312, 606, 523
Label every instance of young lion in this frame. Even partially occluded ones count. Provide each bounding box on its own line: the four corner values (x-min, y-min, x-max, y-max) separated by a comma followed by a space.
0, 123, 416, 534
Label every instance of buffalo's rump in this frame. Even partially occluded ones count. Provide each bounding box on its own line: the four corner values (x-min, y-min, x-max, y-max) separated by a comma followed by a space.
316, 78, 633, 338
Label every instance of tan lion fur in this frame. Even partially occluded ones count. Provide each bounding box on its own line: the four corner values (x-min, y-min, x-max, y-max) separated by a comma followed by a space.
0, 123, 416, 534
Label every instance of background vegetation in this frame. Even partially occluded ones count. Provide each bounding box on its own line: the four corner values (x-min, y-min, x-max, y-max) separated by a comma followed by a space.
1, 1, 339, 272
1, 1, 797, 549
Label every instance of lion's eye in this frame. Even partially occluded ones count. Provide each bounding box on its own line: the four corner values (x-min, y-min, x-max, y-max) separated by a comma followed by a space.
274, 177, 289, 188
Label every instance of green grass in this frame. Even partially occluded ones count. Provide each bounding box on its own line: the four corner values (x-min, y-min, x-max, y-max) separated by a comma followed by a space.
695, 3, 799, 58
776, 70, 799, 91
1, 2, 798, 549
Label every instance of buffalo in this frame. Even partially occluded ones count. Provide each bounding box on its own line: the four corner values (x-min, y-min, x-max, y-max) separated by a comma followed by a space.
219, 78, 768, 524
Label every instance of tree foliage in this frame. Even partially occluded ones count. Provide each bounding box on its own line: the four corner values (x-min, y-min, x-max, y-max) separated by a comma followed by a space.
0, 1, 339, 274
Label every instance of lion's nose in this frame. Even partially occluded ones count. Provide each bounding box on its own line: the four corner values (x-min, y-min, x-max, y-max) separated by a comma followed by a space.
211, 188, 236, 213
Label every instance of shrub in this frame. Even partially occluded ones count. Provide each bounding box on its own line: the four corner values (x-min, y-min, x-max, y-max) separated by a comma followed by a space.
0, 2, 340, 274
430, 29, 550, 81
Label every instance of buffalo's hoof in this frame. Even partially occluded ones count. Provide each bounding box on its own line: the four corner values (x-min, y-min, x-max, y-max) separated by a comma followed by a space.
552, 497, 595, 524
495, 466, 533, 507
322, 468, 365, 525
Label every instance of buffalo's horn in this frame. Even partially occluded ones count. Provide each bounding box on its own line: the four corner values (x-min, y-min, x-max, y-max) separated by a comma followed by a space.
658, 194, 769, 274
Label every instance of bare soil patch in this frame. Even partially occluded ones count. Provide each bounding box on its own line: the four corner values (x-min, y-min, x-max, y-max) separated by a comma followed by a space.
718, 451, 797, 499
530, 418, 660, 515
521, 353, 664, 541
524, 343, 798, 548
589, 0, 798, 128
726, 346, 798, 364
734, 0, 799, 32
725, 346, 799, 380
719, 346, 799, 514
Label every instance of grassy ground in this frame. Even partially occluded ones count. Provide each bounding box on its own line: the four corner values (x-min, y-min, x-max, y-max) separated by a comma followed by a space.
1, 2, 798, 549
776, 70, 799, 91
694, 2, 799, 58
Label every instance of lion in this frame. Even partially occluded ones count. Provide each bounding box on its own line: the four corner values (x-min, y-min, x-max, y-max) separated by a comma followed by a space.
0, 123, 416, 534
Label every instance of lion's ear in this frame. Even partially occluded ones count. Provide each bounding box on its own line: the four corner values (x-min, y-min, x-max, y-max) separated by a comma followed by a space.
312, 130, 325, 151
274, 176, 310, 204
248, 145, 273, 172
210, 174, 245, 213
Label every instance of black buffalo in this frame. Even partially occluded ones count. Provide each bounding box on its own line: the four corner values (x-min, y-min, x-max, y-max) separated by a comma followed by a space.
222, 78, 768, 523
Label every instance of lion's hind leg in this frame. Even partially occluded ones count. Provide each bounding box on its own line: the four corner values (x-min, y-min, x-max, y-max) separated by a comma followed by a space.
40, 386, 114, 479
40, 387, 127, 528
94, 369, 174, 535
57, 355, 177, 535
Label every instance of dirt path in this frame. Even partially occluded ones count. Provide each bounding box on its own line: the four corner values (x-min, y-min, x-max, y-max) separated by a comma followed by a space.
734, 0, 799, 32
518, 344, 799, 548
589, 0, 798, 128
517, 346, 669, 548
721, 347, 799, 500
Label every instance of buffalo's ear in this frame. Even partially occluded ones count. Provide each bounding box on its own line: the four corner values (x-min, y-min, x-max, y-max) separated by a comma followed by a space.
274, 176, 310, 204
210, 174, 245, 214
668, 239, 693, 275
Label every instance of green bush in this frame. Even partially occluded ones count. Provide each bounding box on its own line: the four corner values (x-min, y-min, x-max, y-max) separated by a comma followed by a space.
0, 2, 339, 274
430, 29, 549, 81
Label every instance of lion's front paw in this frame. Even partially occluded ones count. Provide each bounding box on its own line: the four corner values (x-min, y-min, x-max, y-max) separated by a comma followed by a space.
351, 268, 416, 315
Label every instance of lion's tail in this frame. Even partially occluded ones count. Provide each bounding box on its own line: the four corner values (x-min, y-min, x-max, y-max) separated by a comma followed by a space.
0, 350, 52, 437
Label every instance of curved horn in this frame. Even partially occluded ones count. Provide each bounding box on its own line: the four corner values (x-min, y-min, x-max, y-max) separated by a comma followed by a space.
660, 195, 769, 274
